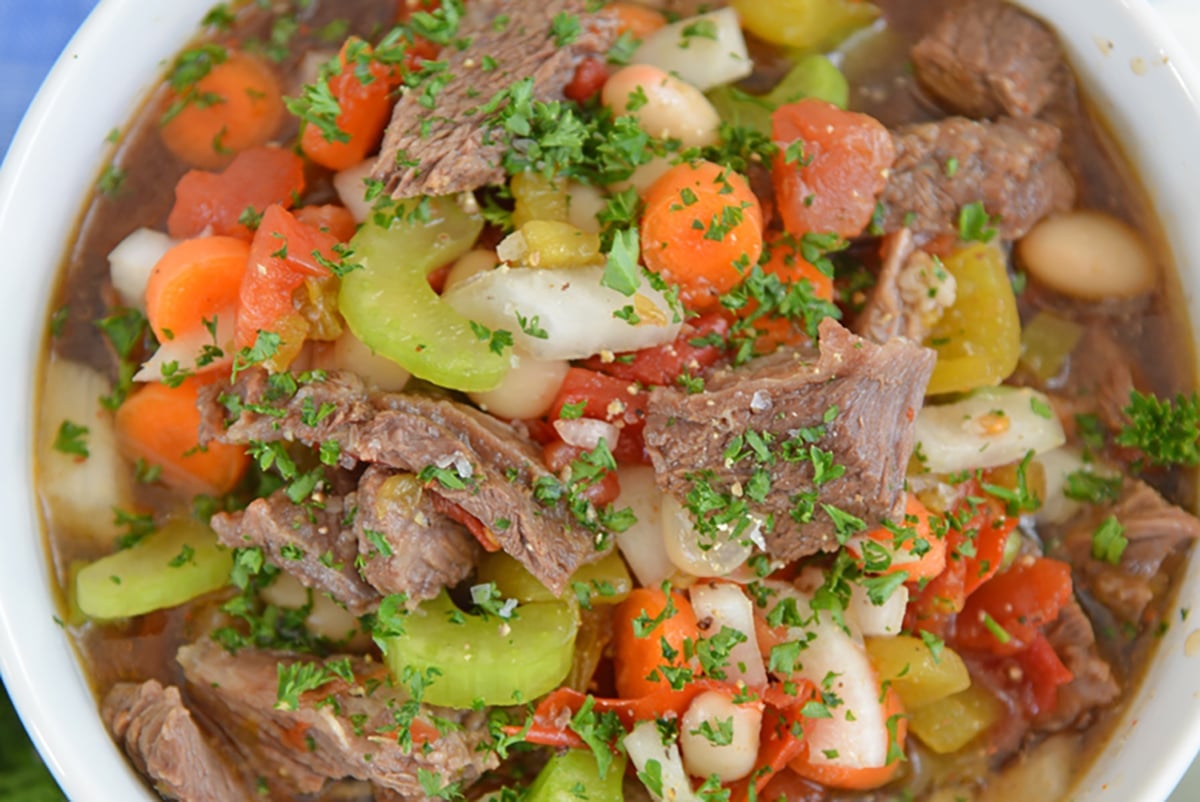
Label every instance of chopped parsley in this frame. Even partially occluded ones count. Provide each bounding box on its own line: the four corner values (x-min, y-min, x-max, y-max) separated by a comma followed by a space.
52, 420, 89, 458
1117, 390, 1200, 467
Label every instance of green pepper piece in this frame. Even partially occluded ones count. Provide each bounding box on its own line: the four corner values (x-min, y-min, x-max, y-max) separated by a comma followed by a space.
709, 54, 849, 135
925, 243, 1021, 395
732, 0, 880, 52
525, 749, 626, 802
338, 197, 508, 392
76, 517, 232, 620
379, 590, 578, 708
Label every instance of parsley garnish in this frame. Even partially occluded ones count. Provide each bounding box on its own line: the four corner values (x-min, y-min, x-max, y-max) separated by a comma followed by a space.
1092, 515, 1128, 564
52, 420, 89, 458
957, 201, 998, 244
1117, 390, 1200, 467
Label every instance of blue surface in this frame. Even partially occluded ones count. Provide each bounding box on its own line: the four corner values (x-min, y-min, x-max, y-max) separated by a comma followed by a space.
0, 0, 100, 156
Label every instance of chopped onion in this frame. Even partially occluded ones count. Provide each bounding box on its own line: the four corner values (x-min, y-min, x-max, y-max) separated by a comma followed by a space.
315, 328, 411, 392
679, 690, 762, 782
689, 582, 767, 688
39, 359, 134, 547
108, 227, 175, 309
847, 581, 908, 637
442, 265, 682, 360
553, 417, 620, 451
615, 466, 675, 587
633, 8, 753, 92
260, 573, 367, 648
624, 720, 702, 802
333, 159, 375, 224
135, 307, 235, 382
663, 494, 754, 578
913, 386, 1065, 475
1035, 446, 1119, 526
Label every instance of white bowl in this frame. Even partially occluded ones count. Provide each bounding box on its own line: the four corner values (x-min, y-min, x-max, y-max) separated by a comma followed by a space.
3, 1, 1200, 800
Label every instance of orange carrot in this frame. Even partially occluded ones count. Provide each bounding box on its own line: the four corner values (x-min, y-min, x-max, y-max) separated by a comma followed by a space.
788, 686, 907, 791
160, 50, 285, 170
611, 587, 700, 699
300, 39, 399, 171
746, 231, 836, 353
145, 236, 250, 342
641, 160, 764, 312
115, 376, 249, 495
601, 3, 668, 38
295, 204, 358, 242
850, 494, 946, 583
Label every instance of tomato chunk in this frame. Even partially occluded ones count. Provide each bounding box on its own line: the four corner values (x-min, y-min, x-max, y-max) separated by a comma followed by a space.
167, 146, 305, 241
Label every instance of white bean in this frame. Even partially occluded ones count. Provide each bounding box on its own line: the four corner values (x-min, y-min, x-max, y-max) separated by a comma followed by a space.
443, 249, 499, 292
610, 155, 675, 196
320, 329, 411, 392
333, 159, 376, 224
260, 573, 365, 646
467, 352, 569, 420
679, 690, 762, 782
565, 181, 608, 233
1017, 210, 1157, 300
663, 494, 754, 577
601, 64, 720, 149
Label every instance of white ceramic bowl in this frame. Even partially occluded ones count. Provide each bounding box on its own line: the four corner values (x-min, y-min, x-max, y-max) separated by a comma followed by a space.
3, 1, 1200, 800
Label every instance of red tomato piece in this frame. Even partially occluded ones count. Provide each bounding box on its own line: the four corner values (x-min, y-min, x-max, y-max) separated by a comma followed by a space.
543, 439, 621, 507
550, 368, 650, 465
565, 56, 609, 102
954, 557, 1074, 656
577, 312, 731, 387
167, 146, 305, 241
771, 98, 895, 239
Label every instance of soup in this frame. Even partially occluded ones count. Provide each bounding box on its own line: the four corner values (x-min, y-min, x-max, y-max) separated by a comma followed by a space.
34, 0, 1200, 800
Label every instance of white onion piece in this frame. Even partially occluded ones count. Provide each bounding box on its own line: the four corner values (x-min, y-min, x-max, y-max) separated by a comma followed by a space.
442, 265, 682, 360
135, 307, 236, 382
1034, 446, 1119, 526
108, 227, 175, 309
470, 353, 569, 420
633, 8, 753, 92
847, 581, 908, 637
615, 466, 674, 587
624, 720, 702, 802
689, 582, 767, 688
333, 159, 375, 224
553, 417, 620, 451
39, 359, 134, 547
663, 494, 754, 578
566, 181, 607, 234
914, 386, 1065, 475
322, 329, 412, 392
679, 691, 762, 782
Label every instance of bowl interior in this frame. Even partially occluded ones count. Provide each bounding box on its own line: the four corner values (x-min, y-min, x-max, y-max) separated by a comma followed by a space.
2, 1, 1200, 800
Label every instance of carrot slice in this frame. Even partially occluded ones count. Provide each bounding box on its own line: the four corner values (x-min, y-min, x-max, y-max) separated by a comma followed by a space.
641, 160, 764, 312
850, 494, 947, 583
115, 376, 248, 495
167, 146, 306, 241
788, 686, 907, 791
600, 3, 668, 38
145, 236, 250, 342
300, 39, 400, 171
611, 588, 700, 699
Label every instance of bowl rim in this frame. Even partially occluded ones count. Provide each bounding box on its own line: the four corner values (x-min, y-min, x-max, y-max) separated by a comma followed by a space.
3, 1, 1200, 800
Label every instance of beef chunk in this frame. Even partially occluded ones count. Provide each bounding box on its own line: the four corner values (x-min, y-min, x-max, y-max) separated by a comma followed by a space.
1037, 599, 1119, 731
1058, 480, 1200, 623
177, 640, 497, 797
1049, 326, 1138, 438
912, 0, 1065, 119
102, 680, 247, 802
854, 229, 957, 345
880, 116, 1074, 240
211, 492, 381, 615
373, 0, 615, 198
200, 371, 607, 594
644, 318, 935, 561
355, 465, 480, 602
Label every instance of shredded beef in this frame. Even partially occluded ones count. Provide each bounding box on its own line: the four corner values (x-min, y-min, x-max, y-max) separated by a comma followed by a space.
177, 640, 497, 797
1058, 480, 1200, 623
880, 116, 1074, 240
102, 680, 248, 802
199, 371, 605, 595
373, 0, 615, 198
211, 492, 381, 615
1048, 326, 1138, 439
643, 319, 935, 561
1037, 599, 1119, 731
912, 0, 1066, 119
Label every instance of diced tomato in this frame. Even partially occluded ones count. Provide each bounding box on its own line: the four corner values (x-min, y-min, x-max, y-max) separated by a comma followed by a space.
577, 312, 731, 387
1014, 632, 1074, 715
236, 204, 339, 350
294, 204, 357, 242
167, 146, 305, 241
771, 98, 895, 239
549, 368, 650, 464
543, 439, 622, 507
565, 56, 609, 102
954, 557, 1074, 656
728, 681, 816, 802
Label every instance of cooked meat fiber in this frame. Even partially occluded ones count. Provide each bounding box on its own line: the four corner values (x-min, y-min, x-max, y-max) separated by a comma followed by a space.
373, 0, 616, 198
1059, 480, 1200, 623
355, 465, 481, 602
912, 0, 1066, 119
103, 680, 248, 802
211, 492, 381, 615
1038, 598, 1119, 732
644, 319, 936, 561
199, 371, 605, 594
880, 116, 1074, 240
854, 228, 957, 345
177, 640, 497, 797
